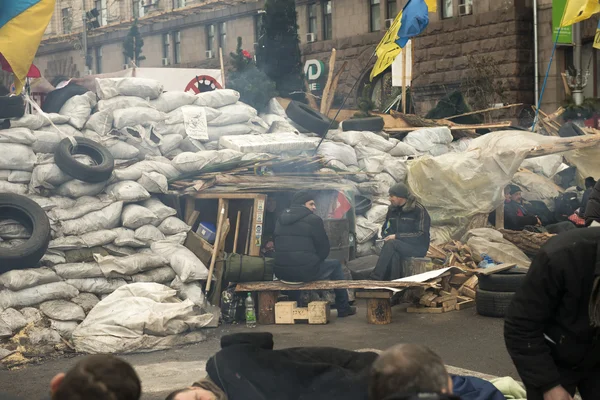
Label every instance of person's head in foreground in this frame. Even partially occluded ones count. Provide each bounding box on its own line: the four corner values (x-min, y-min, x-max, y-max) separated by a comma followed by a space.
50, 354, 141, 400
369, 344, 453, 400
389, 183, 410, 207
508, 185, 522, 203
165, 378, 227, 400
585, 176, 596, 189
292, 190, 316, 213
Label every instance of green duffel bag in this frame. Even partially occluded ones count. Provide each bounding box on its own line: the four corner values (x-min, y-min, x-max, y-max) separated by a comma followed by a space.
223, 253, 274, 283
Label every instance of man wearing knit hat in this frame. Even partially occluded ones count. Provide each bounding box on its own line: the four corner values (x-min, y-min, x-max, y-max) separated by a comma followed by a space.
504, 185, 542, 231
369, 183, 431, 281
274, 190, 356, 317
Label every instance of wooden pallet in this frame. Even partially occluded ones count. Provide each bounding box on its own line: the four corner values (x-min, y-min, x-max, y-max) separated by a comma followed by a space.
275, 301, 330, 325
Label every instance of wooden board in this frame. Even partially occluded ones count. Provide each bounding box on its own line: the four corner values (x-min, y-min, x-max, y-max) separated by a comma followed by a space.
258, 291, 278, 325
355, 290, 393, 299
385, 121, 513, 133
455, 299, 475, 310
407, 306, 444, 314
367, 298, 392, 325
235, 280, 432, 292
475, 263, 517, 276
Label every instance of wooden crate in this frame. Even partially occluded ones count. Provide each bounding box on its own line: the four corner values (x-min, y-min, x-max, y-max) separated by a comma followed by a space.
275, 301, 330, 325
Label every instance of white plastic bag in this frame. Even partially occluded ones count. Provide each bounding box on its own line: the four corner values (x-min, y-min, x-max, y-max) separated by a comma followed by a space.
179, 137, 206, 153
0, 281, 79, 310
59, 202, 123, 236
40, 300, 86, 321
170, 276, 206, 307
521, 155, 563, 178
49, 236, 86, 250
193, 89, 240, 108
158, 217, 191, 235
141, 198, 176, 223
365, 205, 389, 225
106, 180, 151, 203
150, 91, 198, 113
95, 253, 169, 277
113, 107, 166, 130
151, 241, 208, 282
121, 204, 160, 229
0, 267, 61, 291
0, 143, 36, 171
96, 77, 163, 100
403, 127, 453, 152
0, 128, 37, 145
0, 220, 29, 239
104, 244, 137, 257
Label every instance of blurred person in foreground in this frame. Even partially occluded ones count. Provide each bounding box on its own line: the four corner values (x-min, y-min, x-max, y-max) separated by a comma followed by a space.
505, 228, 600, 400
369, 183, 431, 280
49, 354, 141, 400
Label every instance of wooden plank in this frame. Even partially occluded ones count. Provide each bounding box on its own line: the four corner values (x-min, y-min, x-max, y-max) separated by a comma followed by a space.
460, 286, 477, 299
320, 48, 337, 115
258, 291, 278, 325
367, 298, 392, 325
385, 121, 513, 133
184, 197, 196, 224
355, 291, 393, 299
205, 201, 226, 293
249, 195, 267, 257
236, 280, 432, 292
455, 299, 476, 310
527, 134, 600, 158
186, 210, 200, 227
183, 231, 213, 266
194, 193, 265, 200
435, 294, 458, 305
495, 201, 504, 230
407, 306, 444, 314
463, 275, 479, 289
477, 263, 517, 276
442, 299, 457, 312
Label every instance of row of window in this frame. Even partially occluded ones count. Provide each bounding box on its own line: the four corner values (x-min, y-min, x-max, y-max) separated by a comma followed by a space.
162, 31, 182, 65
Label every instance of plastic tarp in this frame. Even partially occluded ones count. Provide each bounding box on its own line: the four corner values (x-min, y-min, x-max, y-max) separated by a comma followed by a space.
565, 144, 600, 184
461, 228, 531, 268
71, 283, 213, 354
520, 155, 563, 178
512, 169, 563, 210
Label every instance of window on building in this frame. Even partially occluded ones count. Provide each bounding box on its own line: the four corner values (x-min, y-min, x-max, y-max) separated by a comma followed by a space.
218, 22, 227, 51
162, 33, 170, 63
95, 47, 103, 73
370, 0, 381, 32
133, 0, 145, 18
62, 8, 72, 34
442, 0, 453, 19
172, 0, 185, 9
206, 24, 215, 58
322, 0, 332, 40
254, 14, 263, 43
458, 0, 473, 15
173, 31, 181, 64
95, 0, 107, 25
308, 3, 318, 35
387, 0, 397, 19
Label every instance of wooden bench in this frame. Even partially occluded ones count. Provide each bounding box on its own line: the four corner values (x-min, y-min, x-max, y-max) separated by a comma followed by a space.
235, 280, 432, 325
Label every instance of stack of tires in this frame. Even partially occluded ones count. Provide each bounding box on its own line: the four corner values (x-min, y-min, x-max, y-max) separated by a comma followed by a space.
476, 268, 528, 318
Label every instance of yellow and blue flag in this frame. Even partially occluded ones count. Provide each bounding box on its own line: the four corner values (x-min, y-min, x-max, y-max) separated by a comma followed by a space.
560, 0, 600, 27
0, 0, 56, 94
371, 0, 432, 80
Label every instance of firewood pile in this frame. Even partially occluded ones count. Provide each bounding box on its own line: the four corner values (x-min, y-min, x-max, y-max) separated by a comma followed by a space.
498, 229, 555, 255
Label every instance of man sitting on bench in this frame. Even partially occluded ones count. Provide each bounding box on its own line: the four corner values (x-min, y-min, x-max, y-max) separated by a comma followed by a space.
273, 190, 356, 317
370, 183, 431, 281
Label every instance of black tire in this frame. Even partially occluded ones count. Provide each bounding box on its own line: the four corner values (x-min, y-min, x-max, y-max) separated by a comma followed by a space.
55, 137, 115, 183
0, 193, 51, 273
478, 268, 528, 292
286, 101, 332, 137
0, 96, 25, 119
342, 116, 385, 132
476, 288, 514, 318
42, 83, 88, 114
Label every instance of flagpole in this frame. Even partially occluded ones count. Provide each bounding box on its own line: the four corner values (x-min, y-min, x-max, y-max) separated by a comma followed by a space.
313, 50, 377, 154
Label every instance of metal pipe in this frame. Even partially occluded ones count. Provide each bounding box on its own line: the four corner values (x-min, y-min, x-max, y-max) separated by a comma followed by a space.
82, 0, 89, 74
573, 22, 583, 105
533, 0, 539, 107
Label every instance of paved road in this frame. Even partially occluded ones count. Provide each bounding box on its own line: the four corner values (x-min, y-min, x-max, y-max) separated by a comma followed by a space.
0, 302, 518, 400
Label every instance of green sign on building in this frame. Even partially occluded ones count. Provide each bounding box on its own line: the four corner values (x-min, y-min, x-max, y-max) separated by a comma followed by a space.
552, 0, 574, 45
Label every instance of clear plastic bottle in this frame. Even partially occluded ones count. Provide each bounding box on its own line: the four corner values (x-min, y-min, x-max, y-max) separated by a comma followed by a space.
478, 253, 490, 269
245, 292, 256, 328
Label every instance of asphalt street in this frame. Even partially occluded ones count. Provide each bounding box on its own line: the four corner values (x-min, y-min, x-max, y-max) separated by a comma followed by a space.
0, 301, 518, 400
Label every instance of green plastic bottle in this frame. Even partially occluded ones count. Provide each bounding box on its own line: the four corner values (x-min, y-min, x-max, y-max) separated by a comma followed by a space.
245, 292, 256, 328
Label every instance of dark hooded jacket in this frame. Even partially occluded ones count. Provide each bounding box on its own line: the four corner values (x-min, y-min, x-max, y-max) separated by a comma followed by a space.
504, 228, 600, 393
585, 180, 600, 226
205, 332, 378, 400
274, 205, 330, 282
503, 200, 539, 231
381, 196, 431, 254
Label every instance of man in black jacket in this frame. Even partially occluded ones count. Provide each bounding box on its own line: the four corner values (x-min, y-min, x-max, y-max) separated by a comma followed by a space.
504, 185, 541, 231
274, 190, 355, 317
504, 228, 600, 400
579, 177, 596, 216
369, 183, 431, 281
585, 179, 600, 226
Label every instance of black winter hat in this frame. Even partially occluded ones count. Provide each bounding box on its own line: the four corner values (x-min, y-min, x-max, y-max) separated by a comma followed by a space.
508, 185, 522, 195
291, 190, 314, 206
389, 183, 410, 198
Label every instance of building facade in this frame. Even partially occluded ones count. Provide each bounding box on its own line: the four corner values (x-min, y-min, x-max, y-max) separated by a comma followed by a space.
34, 0, 600, 114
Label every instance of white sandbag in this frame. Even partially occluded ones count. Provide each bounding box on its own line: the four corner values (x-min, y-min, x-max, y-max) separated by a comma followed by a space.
112, 157, 180, 181
29, 327, 62, 345
150, 91, 198, 113
106, 180, 151, 203
97, 96, 151, 112
135, 225, 166, 244
51, 319, 79, 339
0, 319, 11, 338
21, 307, 43, 324
464, 228, 531, 268
164, 147, 183, 159
59, 202, 123, 236
328, 130, 395, 152
358, 154, 387, 174
122, 204, 160, 229
54, 262, 105, 279
356, 216, 380, 244
113, 227, 147, 248
66, 278, 127, 295
131, 266, 176, 283
95, 253, 168, 277
172, 151, 218, 173
113, 107, 166, 130
0, 281, 79, 310
141, 198, 176, 224
64, 247, 109, 264
208, 123, 253, 141
179, 137, 205, 152
137, 172, 168, 194
8, 170, 31, 184
151, 241, 208, 282
31, 130, 64, 154
40, 250, 67, 267
0, 143, 36, 171
32, 195, 76, 211
103, 244, 138, 257
356, 242, 376, 258
105, 138, 141, 160
49, 236, 86, 250
49, 197, 114, 221
0, 267, 61, 291
118, 125, 163, 157
0, 308, 27, 332
159, 134, 184, 155
0, 181, 27, 194
194, 89, 240, 108
365, 205, 389, 225
521, 154, 563, 178
46, 123, 82, 137
56, 180, 106, 198
165, 105, 220, 125
403, 127, 453, 152
0, 219, 29, 239
170, 276, 206, 307
71, 293, 100, 313
96, 77, 163, 100
209, 103, 257, 126
59, 92, 96, 129
158, 217, 191, 235
164, 232, 188, 245
0, 128, 37, 145
317, 141, 358, 167
448, 138, 473, 153
82, 229, 119, 248
0, 170, 8, 180
428, 144, 450, 156
383, 159, 408, 182
30, 163, 71, 190
39, 300, 85, 321
8, 114, 48, 130
84, 110, 113, 136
